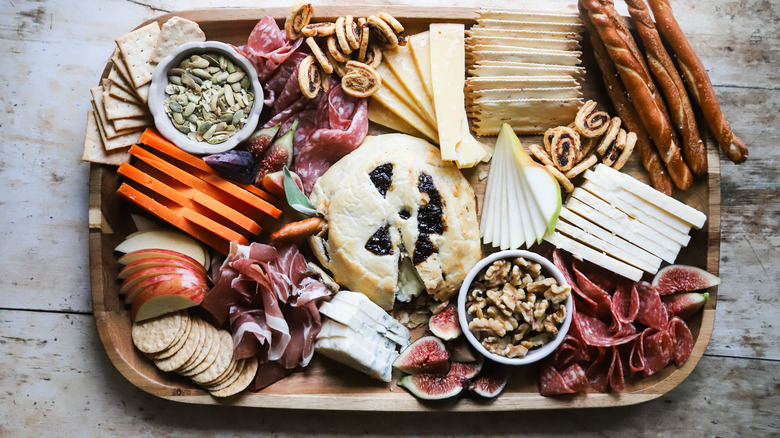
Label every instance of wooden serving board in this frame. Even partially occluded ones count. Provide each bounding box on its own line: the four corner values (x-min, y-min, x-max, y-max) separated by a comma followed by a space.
89, 6, 721, 411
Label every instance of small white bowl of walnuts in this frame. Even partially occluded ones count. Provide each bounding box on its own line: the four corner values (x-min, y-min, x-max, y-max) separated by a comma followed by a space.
457, 250, 573, 366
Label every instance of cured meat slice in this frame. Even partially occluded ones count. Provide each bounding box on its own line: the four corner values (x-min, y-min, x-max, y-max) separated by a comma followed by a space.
642, 328, 673, 375
635, 281, 669, 331
240, 16, 304, 81
607, 346, 626, 392
540, 363, 589, 396
667, 316, 693, 366
573, 260, 612, 318
585, 346, 610, 393
230, 307, 272, 360
574, 311, 641, 347
551, 334, 590, 370
553, 249, 599, 316
263, 52, 308, 108
611, 281, 639, 324
628, 331, 647, 375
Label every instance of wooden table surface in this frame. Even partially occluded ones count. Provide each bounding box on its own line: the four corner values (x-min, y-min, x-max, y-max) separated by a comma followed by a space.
1, 0, 777, 435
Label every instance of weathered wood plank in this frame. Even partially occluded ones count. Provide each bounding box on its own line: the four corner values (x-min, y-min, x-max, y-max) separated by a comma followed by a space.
1, 310, 778, 435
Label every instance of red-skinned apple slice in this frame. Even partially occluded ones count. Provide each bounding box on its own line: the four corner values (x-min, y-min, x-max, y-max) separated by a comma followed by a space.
114, 229, 207, 267
120, 266, 206, 296
118, 248, 204, 267
118, 254, 207, 280
130, 282, 206, 322
124, 273, 206, 305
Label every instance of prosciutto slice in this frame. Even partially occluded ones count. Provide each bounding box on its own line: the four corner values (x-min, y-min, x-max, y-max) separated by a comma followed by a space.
202, 241, 331, 390
239, 16, 303, 82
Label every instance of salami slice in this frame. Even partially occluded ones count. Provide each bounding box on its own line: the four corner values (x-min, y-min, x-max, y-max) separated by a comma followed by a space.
628, 332, 646, 375
667, 316, 694, 366
585, 346, 610, 393
241, 16, 304, 81
642, 328, 673, 375
611, 281, 640, 324
540, 363, 589, 396
553, 250, 599, 316
573, 260, 613, 318
635, 281, 669, 331
574, 311, 641, 347
607, 346, 626, 392
552, 334, 590, 369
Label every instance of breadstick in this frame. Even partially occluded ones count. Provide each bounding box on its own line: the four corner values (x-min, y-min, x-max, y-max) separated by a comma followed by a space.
647, 0, 748, 164
580, 2, 674, 195
625, 0, 707, 176
580, 0, 693, 191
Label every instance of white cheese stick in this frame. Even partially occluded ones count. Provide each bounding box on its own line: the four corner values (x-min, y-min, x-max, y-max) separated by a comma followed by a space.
544, 232, 643, 281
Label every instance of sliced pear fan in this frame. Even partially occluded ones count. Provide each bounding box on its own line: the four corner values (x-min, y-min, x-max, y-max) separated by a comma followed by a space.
480, 123, 562, 248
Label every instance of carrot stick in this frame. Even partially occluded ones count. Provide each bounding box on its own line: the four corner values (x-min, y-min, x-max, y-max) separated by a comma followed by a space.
138, 129, 279, 204
118, 163, 262, 235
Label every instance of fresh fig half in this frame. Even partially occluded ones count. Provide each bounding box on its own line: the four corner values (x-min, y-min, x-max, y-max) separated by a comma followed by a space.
397, 373, 464, 400
447, 338, 478, 363
662, 292, 709, 320
448, 360, 483, 384
393, 336, 450, 374
469, 362, 512, 399
652, 265, 720, 295
429, 304, 462, 341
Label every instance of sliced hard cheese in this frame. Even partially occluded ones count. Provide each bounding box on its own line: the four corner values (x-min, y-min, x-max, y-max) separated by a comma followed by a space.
566, 197, 678, 263
430, 23, 466, 162
368, 98, 425, 139
383, 44, 437, 125
583, 169, 695, 234
408, 31, 434, 101
544, 232, 643, 281
372, 87, 439, 143
558, 206, 662, 271
570, 188, 683, 258
595, 164, 706, 228
580, 179, 691, 246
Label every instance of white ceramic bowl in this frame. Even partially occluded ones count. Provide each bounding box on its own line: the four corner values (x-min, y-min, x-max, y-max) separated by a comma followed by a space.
147, 41, 263, 155
457, 250, 573, 366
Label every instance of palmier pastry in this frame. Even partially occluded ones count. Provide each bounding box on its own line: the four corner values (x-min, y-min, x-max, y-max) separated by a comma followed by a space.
574, 100, 611, 137
285, 0, 314, 40
340, 60, 381, 98
301, 22, 337, 37
308, 134, 482, 310
298, 55, 322, 98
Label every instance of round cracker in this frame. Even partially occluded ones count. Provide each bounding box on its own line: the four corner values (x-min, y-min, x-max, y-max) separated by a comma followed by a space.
155, 317, 204, 372
203, 357, 245, 391
191, 329, 233, 384
203, 355, 238, 387
149, 313, 192, 359
131, 311, 185, 354
178, 321, 215, 373
209, 355, 258, 398
180, 326, 222, 377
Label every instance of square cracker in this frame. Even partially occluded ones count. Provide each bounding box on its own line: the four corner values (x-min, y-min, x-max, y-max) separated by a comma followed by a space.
107, 64, 135, 95
112, 115, 152, 131
91, 83, 142, 139
102, 88, 148, 120
82, 111, 130, 165
153, 16, 206, 63
110, 49, 151, 104
109, 81, 141, 104
116, 22, 161, 88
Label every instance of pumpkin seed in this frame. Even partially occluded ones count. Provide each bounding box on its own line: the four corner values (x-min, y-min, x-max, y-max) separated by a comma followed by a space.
219, 113, 233, 123
226, 60, 235, 74
190, 56, 210, 69
208, 134, 230, 144
232, 110, 245, 125
173, 112, 184, 124
191, 68, 212, 79
227, 71, 245, 83
203, 124, 217, 140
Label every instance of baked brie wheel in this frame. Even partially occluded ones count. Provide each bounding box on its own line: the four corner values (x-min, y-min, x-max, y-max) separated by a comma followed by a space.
308, 134, 482, 310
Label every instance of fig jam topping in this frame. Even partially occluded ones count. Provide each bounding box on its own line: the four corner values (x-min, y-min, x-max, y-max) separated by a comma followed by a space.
399, 208, 411, 220
414, 173, 444, 265
369, 163, 393, 197
365, 225, 393, 255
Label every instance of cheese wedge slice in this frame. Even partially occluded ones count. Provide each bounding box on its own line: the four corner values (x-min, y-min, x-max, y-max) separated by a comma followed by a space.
383, 44, 437, 125
314, 331, 397, 382
317, 316, 397, 351
408, 31, 434, 101
367, 98, 425, 139
330, 291, 410, 343
544, 232, 643, 281
372, 88, 439, 143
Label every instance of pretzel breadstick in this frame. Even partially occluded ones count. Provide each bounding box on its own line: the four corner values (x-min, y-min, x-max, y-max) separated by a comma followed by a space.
580, 0, 693, 191
625, 0, 707, 176
647, 0, 748, 164
580, 2, 674, 195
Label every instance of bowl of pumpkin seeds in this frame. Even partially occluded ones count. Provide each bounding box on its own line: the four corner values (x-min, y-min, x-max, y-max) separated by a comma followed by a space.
148, 41, 263, 155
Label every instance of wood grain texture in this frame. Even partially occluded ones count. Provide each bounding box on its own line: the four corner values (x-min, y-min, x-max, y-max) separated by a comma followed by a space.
0, 0, 778, 433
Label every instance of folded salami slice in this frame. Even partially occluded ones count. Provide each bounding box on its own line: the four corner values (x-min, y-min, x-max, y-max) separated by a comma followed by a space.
635, 281, 669, 331
553, 250, 599, 316
540, 363, 589, 396
574, 312, 641, 347
667, 316, 693, 366
573, 260, 612, 318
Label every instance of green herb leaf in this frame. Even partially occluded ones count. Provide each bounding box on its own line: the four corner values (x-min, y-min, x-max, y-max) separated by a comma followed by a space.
284, 166, 317, 216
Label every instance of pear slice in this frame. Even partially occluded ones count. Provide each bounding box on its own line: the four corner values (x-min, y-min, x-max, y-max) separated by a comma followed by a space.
499, 124, 562, 237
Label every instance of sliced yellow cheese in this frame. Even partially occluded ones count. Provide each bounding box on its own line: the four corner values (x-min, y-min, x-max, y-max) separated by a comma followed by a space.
430, 23, 466, 162
544, 232, 643, 282
408, 31, 434, 101
429, 23, 485, 168
383, 44, 437, 125
375, 62, 430, 124
367, 98, 426, 139
372, 88, 439, 143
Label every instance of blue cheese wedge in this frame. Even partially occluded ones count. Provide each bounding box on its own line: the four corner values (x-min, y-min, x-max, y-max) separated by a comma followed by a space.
314, 330, 398, 382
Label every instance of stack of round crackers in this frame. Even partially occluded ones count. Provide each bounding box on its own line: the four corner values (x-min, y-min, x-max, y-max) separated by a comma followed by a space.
465, 10, 585, 135
131, 311, 257, 397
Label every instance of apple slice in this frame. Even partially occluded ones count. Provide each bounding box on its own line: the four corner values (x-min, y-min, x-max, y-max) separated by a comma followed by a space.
130, 281, 206, 322
114, 229, 207, 267
120, 266, 206, 296
124, 272, 205, 305
118, 253, 207, 279
501, 123, 562, 237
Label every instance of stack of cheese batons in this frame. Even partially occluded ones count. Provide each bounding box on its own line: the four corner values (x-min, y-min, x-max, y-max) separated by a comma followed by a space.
545, 164, 706, 281
465, 10, 585, 135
